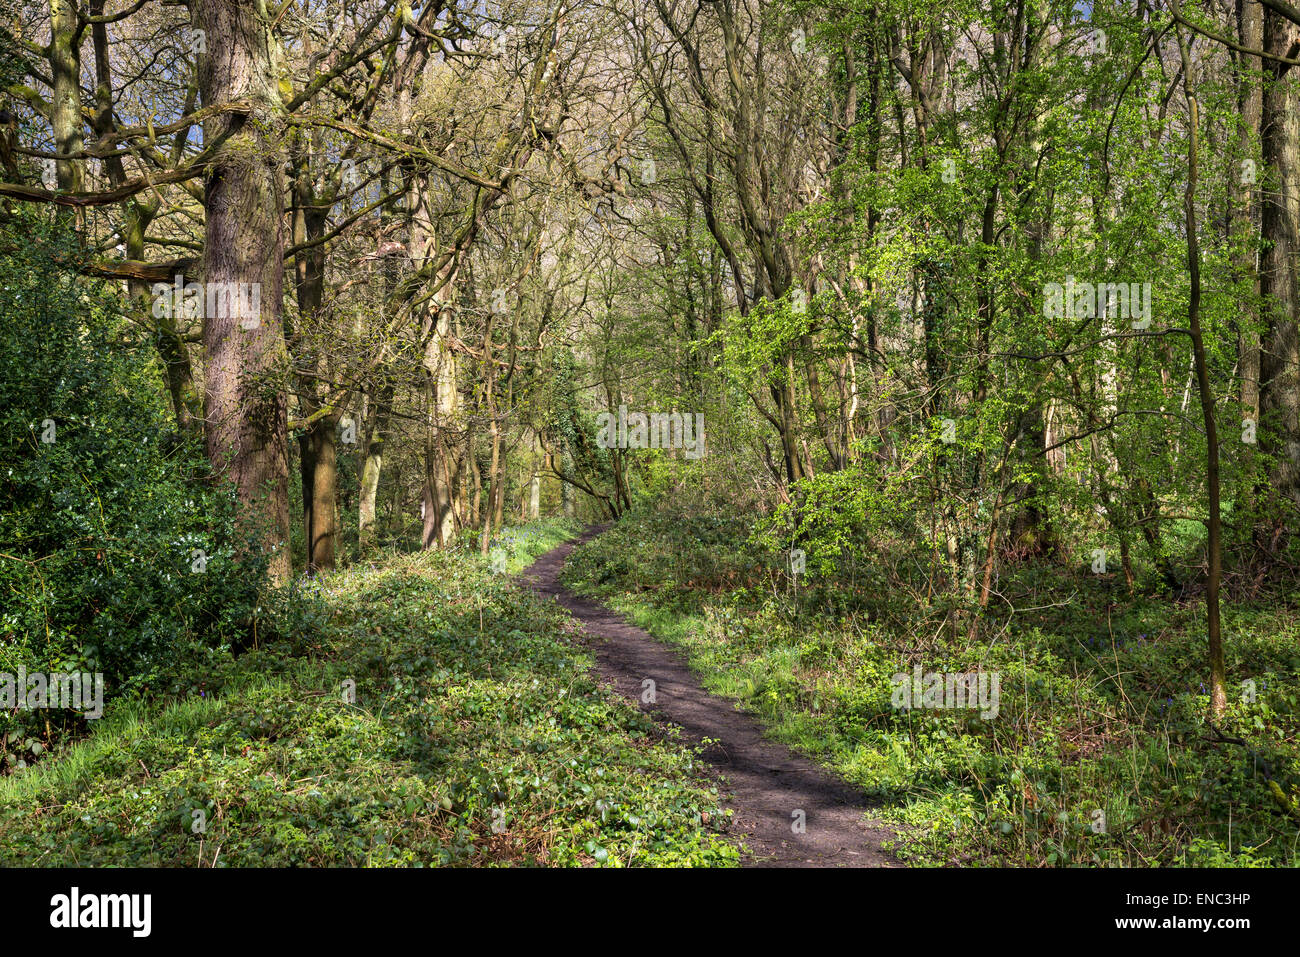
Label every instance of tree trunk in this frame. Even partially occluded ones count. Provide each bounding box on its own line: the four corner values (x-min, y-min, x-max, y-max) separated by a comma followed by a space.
358, 385, 392, 554
48, 0, 83, 197
469, 444, 483, 528
1236, 0, 1264, 423
1260, 11, 1300, 512
561, 451, 574, 518
479, 397, 501, 554
308, 423, 337, 569
288, 125, 338, 573
423, 329, 462, 548
194, 0, 291, 582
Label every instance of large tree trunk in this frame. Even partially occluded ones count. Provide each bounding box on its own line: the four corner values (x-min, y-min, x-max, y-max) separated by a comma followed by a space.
420, 309, 463, 548
48, 0, 83, 197
1259, 11, 1300, 513
402, 163, 464, 551
306, 424, 338, 569
194, 0, 291, 582
424, 332, 462, 548
421, 321, 463, 551
423, 431, 461, 548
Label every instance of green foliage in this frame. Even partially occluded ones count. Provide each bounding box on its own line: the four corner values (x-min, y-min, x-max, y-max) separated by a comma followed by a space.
0, 217, 265, 760
564, 507, 1300, 867
0, 521, 738, 866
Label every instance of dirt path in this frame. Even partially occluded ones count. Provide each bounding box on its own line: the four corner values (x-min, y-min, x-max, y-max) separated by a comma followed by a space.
519, 525, 897, 868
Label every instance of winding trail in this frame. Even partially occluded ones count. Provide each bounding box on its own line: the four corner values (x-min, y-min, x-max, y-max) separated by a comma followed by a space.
520, 525, 897, 868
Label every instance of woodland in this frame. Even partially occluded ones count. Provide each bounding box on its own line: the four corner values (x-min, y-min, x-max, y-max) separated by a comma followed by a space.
0, 0, 1298, 868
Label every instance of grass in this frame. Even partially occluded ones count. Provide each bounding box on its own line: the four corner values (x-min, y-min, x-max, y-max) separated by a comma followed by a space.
561, 507, 1300, 867
0, 517, 740, 867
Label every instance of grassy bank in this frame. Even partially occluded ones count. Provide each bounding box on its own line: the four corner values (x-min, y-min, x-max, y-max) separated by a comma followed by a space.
561, 509, 1300, 867
0, 518, 738, 867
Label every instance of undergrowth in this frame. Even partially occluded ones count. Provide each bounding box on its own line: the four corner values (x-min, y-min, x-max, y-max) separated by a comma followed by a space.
0, 517, 739, 867
562, 507, 1300, 867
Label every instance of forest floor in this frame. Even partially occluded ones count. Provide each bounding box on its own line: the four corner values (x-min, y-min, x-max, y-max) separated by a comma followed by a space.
0, 518, 744, 867
558, 509, 1300, 867
520, 525, 897, 867
5, 513, 1294, 867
